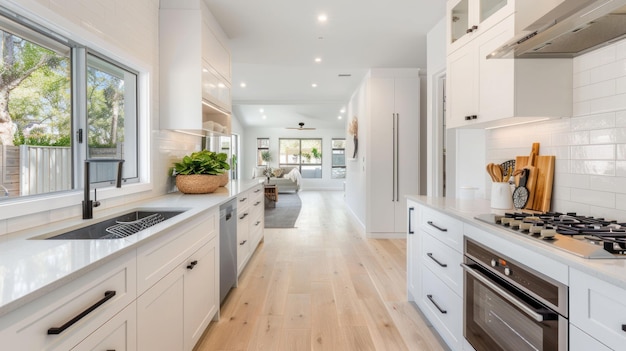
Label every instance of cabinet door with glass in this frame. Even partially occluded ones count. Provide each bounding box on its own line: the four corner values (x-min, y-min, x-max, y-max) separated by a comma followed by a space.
447, 0, 512, 54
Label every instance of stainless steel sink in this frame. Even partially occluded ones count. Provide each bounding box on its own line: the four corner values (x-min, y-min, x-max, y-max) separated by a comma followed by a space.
35, 210, 185, 240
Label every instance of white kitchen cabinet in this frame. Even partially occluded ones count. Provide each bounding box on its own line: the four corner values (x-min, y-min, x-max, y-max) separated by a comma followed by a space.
237, 184, 264, 275
407, 202, 464, 351
447, 14, 572, 128
570, 268, 626, 351
71, 301, 137, 351
570, 324, 612, 351
447, 0, 513, 54
137, 237, 218, 351
447, 0, 565, 54
366, 68, 420, 235
159, 0, 232, 134
407, 201, 420, 302
0, 251, 136, 350
137, 209, 219, 351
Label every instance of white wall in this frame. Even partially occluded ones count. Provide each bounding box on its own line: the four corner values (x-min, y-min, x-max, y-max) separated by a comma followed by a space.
241, 127, 345, 191
485, 38, 626, 219
0, 0, 204, 235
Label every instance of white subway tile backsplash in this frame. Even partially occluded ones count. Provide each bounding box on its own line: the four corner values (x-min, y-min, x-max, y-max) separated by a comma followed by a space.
557, 173, 590, 188
574, 80, 615, 103
617, 41, 626, 60
570, 188, 615, 208
589, 129, 616, 144
574, 45, 616, 72
617, 111, 626, 127
589, 93, 626, 114
570, 113, 615, 131
573, 101, 591, 117
568, 131, 590, 145
570, 145, 615, 160
573, 70, 591, 88
617, 144, 626, 160
616, 161, 626, 176
617, 76, 626, 94
589, 60, 626, 84
588, 205, 626, 221
589, 176, 626, 194
570, 160, 615, 176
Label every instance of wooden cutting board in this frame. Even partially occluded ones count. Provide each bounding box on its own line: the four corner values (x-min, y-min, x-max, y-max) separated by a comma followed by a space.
514, 154, 555, 212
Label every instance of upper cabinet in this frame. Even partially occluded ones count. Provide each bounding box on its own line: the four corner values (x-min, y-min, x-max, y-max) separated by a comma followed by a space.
447, 0, 512, 54
447, 0, 566, 55
160, 0, 232, 135
446, 0, 573, 129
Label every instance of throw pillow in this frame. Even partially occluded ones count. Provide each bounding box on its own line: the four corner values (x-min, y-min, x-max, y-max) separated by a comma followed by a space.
272, 168, 284, 178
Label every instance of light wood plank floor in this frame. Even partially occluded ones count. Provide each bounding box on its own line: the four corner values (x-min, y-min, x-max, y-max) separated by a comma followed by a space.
195, 190, 447, 351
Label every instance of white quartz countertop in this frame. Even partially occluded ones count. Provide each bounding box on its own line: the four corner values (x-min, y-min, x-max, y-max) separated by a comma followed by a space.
0, 179, 263, 317
407, 195, 626, 290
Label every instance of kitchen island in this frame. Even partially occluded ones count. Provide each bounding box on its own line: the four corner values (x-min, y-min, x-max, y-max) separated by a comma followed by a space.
407, 195, 626, 351
0, 179, 263, 350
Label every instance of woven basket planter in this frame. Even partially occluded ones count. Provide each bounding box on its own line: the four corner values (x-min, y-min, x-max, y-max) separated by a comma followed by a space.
176, 174, 220, 194
218, 172, 229, 187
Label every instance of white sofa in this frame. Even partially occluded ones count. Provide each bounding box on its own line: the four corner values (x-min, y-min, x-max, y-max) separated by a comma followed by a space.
252, 166, 301, 193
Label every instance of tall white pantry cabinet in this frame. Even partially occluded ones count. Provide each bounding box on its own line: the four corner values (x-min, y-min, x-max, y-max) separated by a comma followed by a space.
366, 69, 420, 235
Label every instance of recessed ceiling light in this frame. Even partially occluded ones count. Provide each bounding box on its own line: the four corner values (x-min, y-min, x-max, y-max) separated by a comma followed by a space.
318, 36, 324, 40
259, 108, 264, 113
315, 57, 322, 63
337, 116, 342, 120
240, 82, 247, 88
202, 68, 208, 72
262, 115, 267, 119
340, 108, 346, 113
218, 83, 225, 88
318, 14, 327, 23
311, 83, 318, 88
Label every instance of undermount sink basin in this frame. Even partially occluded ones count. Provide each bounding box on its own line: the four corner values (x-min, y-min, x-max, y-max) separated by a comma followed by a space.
34, 210, 185, 240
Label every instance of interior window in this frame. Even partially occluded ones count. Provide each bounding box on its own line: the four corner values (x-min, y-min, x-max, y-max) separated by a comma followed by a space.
279, 138, 322, 178
0, 10, 140, 200
331, 138, 346, 179
87, 54, 138, 186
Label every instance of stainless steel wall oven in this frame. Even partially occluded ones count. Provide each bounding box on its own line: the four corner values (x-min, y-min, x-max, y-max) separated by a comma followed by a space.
462, 238, 568, 351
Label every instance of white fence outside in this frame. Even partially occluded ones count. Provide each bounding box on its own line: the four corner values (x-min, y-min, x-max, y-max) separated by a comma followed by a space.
20, 145, 72, 196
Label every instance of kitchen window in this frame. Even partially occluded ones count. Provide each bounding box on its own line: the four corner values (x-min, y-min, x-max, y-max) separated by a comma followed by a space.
0, 9, 139, 199
257, 137, 269, 165
279, 138, 322, 179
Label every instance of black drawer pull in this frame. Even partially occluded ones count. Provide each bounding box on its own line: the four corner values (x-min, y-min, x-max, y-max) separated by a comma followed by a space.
187, 260, 198, 270
240, 240, 247, 245
254, 201, 261, 206
255, 221, 261, 226
427, 221, 447, 232
48, 290, 116, 335
622, 324, 626, 332
239, 197, 247, 202
239, 213, 248, 220
427, 294, 447, 314
427, 253, 447, 267
254, 189, 261, 193
408, 207, 415, 234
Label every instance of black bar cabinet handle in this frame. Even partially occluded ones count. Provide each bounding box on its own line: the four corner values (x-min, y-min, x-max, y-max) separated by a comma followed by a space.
48, 291, 116, 335
254, 201, 261, 206
187, 260, 198, 269
408, 207, 415, 234
427, 221, 447, 232
254, 189, 261, 193
622, 324, 626, 332
427, 294, 447, 314
427, 253, 447, 267
239, 213, 248, 220
240, 240, 247, 245
239, 197, 247, 202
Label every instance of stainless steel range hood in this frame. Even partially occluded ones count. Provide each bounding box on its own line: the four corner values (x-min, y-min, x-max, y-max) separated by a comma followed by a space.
489, 0, 626, 59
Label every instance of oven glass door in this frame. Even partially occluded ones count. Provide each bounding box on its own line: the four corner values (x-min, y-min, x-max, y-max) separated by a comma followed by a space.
463, 263, 564, 351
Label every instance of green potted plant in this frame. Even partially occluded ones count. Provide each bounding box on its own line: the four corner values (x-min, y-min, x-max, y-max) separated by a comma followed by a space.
311, 147, 322, 162
172, 150, 230, 193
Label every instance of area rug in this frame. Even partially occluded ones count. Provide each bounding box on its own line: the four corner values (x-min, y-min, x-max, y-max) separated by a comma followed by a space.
264, 193, 301, 228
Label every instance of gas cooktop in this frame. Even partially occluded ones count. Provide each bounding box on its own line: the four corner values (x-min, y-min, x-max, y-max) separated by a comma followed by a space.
475, 212, 626, 259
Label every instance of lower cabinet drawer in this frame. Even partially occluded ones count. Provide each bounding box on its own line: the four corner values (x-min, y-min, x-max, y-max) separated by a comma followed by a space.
137, 213, 215, 294
420, 265, 462, 351
570, 324, 612, 351
419, 206, 463, 252
0, 252, 136, 351
71, 301, 137, 351
570, 268, 626, 351
421, 230, 463, 296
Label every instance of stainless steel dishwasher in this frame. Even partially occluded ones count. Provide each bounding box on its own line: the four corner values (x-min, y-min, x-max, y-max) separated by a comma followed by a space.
219, 198, 237, 304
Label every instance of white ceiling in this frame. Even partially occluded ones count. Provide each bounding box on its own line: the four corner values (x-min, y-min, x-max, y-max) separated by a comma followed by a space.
204, 0, 446, 129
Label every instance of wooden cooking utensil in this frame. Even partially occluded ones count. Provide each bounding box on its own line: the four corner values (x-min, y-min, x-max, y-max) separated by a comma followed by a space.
486, 164, 496, 182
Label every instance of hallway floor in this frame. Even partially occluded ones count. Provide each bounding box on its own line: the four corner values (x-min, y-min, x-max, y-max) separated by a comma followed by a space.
195, 190, 447, 351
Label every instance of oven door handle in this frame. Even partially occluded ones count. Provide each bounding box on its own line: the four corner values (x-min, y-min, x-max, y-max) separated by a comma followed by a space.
461, 263, 549, 323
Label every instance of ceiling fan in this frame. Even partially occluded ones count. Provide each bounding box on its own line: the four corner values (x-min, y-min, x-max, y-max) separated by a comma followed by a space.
286, 122, 316, 130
